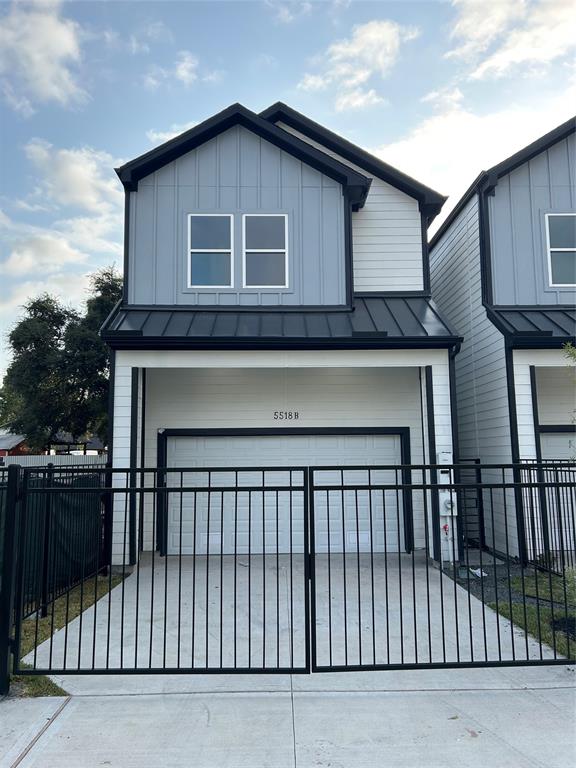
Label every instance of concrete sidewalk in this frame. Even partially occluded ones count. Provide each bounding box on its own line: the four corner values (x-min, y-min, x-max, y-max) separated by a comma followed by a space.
1, 666, 574, 768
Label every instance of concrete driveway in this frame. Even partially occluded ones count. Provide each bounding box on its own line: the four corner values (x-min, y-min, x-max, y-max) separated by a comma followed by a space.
23, 553, 554, 676
1, 665, 575, 767
3, 555, 574, 766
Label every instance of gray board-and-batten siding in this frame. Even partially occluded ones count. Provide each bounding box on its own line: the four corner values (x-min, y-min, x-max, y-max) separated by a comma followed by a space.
127, 125, 347, 308
489, 132, 576, 306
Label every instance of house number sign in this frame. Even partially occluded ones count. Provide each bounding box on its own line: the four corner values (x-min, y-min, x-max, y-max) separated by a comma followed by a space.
273, 411, 300, 420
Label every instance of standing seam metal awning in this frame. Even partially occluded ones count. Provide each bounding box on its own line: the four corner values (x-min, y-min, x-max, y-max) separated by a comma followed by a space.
488, 307, 576, 344
101, 296, 460, 348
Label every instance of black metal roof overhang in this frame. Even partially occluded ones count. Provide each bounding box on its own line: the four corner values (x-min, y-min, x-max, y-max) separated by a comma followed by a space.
101, 296, 461, 351
115, 103, 371, 209
430, 116, 576, 249
487, 307, 576, 348
259, 102, 446, 224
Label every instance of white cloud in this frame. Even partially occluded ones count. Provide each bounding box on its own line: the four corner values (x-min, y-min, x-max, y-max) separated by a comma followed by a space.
0, 0, 86, 114
0, 234, 89, 277
174, 51, 199, 86
470, 0, 576, 79
335, 88, 385, 112
265, 1, 312, 24
23, 139, 122, 215
144, 50, 212, 90
1, 138, 123, 296
0, 271, 93, 322
421, 86, 465, 110
446, 0, 526, 60
146, 121, 198, 145
372, 85, 575, 234
298, 20, 419, 110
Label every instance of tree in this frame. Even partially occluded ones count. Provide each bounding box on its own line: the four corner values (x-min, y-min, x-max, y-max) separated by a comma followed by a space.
564, 341, 576, 365
0, 267, 122, 451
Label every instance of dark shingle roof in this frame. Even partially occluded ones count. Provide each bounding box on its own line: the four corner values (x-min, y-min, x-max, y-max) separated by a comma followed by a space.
102, 297, 460, 350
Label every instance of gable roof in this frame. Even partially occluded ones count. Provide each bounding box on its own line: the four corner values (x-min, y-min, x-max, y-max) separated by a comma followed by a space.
430, 116, 576, 250
260, 102, 446, 222
115, 103, 371, 209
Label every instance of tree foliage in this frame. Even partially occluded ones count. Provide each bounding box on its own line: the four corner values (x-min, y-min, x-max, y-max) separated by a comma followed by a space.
564, 342, 576, 365
0, 267, 122, 451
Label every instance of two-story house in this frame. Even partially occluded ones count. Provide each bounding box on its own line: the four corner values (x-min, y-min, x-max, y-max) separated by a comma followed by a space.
429, 118, 576, 563
101, 103, 460, 565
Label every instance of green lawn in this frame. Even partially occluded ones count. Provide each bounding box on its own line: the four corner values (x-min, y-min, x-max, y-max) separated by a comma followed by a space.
490, 570, 575, 660
11, 573, 123, 697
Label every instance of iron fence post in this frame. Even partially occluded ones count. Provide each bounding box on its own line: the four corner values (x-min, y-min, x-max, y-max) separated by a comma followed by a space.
0, 465, 20, 696
40, 463, 54, 618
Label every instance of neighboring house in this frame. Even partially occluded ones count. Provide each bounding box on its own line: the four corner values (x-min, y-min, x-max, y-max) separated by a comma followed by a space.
429, 118, 576, 560
101, 102, 461, 563
49, 432, 106, 455
0, 427, 28, 458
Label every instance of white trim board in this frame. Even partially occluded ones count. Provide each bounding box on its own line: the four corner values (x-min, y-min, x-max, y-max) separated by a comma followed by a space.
115, 348, 450, 370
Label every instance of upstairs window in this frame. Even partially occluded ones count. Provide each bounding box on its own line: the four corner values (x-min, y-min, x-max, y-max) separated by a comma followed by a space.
243, 214, 288, 288
188, 214, 233, 288
546, 213, 576, 287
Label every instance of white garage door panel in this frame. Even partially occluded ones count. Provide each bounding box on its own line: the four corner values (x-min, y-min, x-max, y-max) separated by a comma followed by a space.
167, 434, 404, 555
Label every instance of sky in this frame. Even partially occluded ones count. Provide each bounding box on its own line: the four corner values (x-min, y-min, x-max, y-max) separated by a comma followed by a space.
1, 0, 575, 379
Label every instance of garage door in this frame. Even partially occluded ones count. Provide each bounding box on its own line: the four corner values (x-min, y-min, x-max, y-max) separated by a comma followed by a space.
166, 433, 404, 556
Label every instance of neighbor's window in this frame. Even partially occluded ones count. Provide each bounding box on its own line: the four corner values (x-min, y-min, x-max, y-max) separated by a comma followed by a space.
546, 213, 576, 287
188, 214, 233, 288
243, 214, 288, 288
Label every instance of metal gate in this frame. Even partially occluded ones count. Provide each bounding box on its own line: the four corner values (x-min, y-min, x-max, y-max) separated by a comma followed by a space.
9, 466, 310, 677
1, 462, 575, 692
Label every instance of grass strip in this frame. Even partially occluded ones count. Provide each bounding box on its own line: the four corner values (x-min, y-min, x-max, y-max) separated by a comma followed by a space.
11, 573, 123, 697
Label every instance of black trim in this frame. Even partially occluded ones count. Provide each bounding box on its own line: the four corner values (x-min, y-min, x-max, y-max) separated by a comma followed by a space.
478, 185, 494, 306
157, 427, 414, 554
424, 367, 441, 561
429, 116, 576, 248
107, 350, 116, 466
129, 368, 139, 565
448, 352, 464, 561
115, 302, 355, 314
138, 369, 146, 553
344, 197, 354, 306
102, 336, 461, 351
529, 366, 551, 557
260, 102, 446, 221
122, 191, 130, 303
537, 424, 576, 433
116, 103, 371, 209
505, 345, 528, 565
421, 213, 431, 294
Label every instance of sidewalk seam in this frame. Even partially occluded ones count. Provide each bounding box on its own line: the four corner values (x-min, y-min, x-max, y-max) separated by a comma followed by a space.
10, 696, 71, 768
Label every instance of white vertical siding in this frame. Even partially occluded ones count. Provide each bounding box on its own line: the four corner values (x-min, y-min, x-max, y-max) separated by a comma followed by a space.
111, 349, 454, 556
111, 362, 132, 564
513, 349, 576, 458
512, 359, 537, 461
276, 122, 425, 292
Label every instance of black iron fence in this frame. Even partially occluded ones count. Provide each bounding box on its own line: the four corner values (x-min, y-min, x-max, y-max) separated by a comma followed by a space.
0, 461, 574, 693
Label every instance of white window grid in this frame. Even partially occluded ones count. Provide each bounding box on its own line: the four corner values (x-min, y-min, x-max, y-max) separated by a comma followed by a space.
545, 212, 576, 288
187, 213, 234, 289
242, 214, 289, 289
